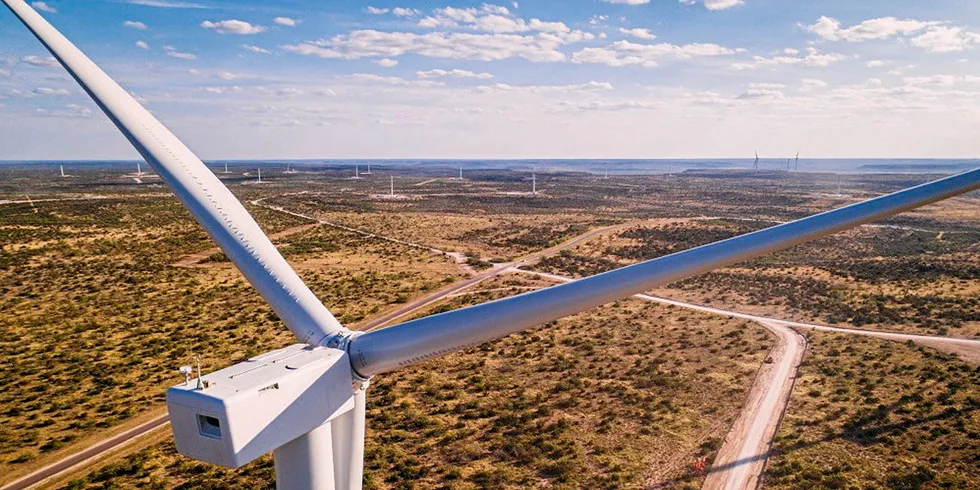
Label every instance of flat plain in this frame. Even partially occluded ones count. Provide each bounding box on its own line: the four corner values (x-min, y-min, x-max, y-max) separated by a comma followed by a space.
0, 162, 976, 489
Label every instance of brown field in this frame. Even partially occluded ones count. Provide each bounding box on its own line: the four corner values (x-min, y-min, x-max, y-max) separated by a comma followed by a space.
1, 163, 977, 488
763, 330, 980, 489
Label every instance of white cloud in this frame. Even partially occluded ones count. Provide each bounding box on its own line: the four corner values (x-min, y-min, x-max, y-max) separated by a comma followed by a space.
601, 0, 650, 4
572, 40, 736, 68
123, 20, 148, 30
866, 60, 888, 68
803, 16, 944, 42
365, 6, 389, 15
274, 17, 297, 27
0, 69, 10, 78
731, 47, 849, 70
216, 71, 243, 80
392, 7, 421, 17
122, 0, 207, 8
590, 15, 609, 26
680, 0, 745, 10
560, 99, 658, 112
34, 103, 93, 118
416, 5, 579, 37
805, 17, 980, 53
476, 81, 612, 92
136, 40, 150, 50
618, 28, 656, 40
736, 82, 785, 100
904, 74, 964, 87
33, 87, 71, 96
201, 20, 267, 35
163, 46, 197, 60
416, 68, 494, 79
800, 78, 827, 91
375, 58, 399, 67
348, 73, 445, 87
21, 55, 60, 68
910, 26, 980, 53
284, 29, 592, 63
31, 2, 57, 13
241, 44, 271, 54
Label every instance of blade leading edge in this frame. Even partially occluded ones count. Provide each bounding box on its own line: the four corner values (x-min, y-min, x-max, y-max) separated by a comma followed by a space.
350, 168, 980, 377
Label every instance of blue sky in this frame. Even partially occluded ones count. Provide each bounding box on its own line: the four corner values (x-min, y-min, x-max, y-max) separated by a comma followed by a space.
2, 0, 980, 159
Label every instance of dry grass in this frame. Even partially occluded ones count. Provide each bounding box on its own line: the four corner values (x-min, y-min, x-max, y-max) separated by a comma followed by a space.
763, 330, 980, 489
55, 276, 773, 489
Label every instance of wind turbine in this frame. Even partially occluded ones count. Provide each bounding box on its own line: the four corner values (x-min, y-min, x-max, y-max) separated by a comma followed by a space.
389, 175, 394, 197
754, 151, 759, 171
136, 161, 144, 177
222, 162, 231, 174
59, 164, 68, 177
459, 166, 463, 181
4, 2, 979, 489
256, 167, 263, 184
795, 151, 800, 172
532, 168, 537, 195
352, 164, 362, 180
363, 163, 372, 175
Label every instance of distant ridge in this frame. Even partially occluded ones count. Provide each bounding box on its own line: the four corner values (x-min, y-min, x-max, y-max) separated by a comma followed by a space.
858, 162, 978, 172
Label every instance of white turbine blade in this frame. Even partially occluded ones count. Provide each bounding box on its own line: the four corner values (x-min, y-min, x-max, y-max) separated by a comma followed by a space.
350, 168, 980, 377
3, 0, 345, 345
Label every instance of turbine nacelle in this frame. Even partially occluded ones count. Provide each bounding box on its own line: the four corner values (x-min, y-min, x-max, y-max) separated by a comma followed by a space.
167, 344, 356, 468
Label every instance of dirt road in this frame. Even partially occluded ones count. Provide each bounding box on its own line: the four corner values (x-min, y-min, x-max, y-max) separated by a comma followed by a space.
0, 415, 170, 490
700, 320, 805, 490
512, 269, 980, 490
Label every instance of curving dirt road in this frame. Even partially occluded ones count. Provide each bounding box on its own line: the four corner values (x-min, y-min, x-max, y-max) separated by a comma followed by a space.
511, 268, 980, 490
700, 320, 805, 490
10, 199, 977, 490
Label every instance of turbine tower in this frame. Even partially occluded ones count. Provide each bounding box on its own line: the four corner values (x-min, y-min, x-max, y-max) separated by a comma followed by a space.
136, 161, 143, 176
363, 163, 372, 175
223, 162, 230, 174
532, 168, 537, 195
459, 166, 463, 180
353, 164, 362, 180
795, 151, 800, 172
754, 151, 759, 171
389, 175, 394, 196
257, 168, 263, 184
5, 2, 979, 489
59, 164, 66, 177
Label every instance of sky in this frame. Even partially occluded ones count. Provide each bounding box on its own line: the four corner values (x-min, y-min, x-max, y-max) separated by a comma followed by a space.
2, 0, 980, 160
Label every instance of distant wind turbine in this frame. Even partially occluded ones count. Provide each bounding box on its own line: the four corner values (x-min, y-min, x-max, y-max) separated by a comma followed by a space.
754, 151, 759, 171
